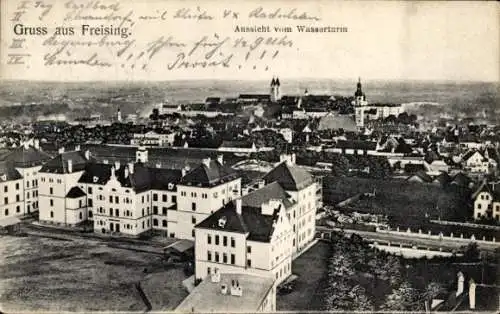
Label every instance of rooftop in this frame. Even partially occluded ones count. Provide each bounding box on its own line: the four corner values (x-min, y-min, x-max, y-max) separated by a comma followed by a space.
263, 162, 314, 191
175, 273, 274, 313
180, 159, 239, 187
0, 146, 52, 168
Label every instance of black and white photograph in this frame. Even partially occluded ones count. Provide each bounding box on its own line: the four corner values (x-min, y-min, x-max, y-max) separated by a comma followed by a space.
0, 0, 499, 312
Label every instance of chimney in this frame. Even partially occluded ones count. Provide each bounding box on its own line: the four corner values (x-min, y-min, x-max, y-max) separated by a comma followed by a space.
257, 179, 266, 189
128, 162, 134, 174
75, 145, 81, 151
58, 147, 65, 154
235, 198, 242, 215
456, 272, 464, 296
111, 166, 116, 178
34, 139, 40, 149
211, 268, 221, 283
136, 147, 148, 163
217, 154, 224, 165
230, 279, 243, 297
67, 159, 73, 173
261, 199, 281, 215
103, 159, 109, 164
242, 186, 250, 196
124, 167, 129, 179
84, 150, 91, 160
23, 141, 29, 149
469, 279, 476, 310
202, 158, 211, 168
221, 284, 228, 295
156, 162, 162, 168
114, 161, 121, 170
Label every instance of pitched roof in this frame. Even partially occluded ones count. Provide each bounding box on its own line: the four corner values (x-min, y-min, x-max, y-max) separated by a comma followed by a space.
66, 186, 86, 198
180, 159, 239, 187
263, 162, 314, 191
451, 172, 472, 187
406, 171, 433, 183
0, 161, 22, 181
39, 151, 89, 174
242, 181, 294, 209
196, 200, 282, 243
433, 172, 451, 185
0, 146, 52, 168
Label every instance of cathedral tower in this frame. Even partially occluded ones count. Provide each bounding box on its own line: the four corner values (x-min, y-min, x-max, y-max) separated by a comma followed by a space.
270, 77, 281, 102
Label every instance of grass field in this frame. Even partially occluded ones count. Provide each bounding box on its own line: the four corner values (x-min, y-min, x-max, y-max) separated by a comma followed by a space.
0, 235, 188, 312
277, 241, 331, 311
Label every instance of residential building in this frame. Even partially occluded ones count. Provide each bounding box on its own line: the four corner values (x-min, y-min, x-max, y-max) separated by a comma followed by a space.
472, 181, 500, 222
130, 130, 176, 147
462, 150, 497, 174
176, 271, 276, 312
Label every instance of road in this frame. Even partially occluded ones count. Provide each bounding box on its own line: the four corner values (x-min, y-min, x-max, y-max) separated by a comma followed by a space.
317, 226, 500, 253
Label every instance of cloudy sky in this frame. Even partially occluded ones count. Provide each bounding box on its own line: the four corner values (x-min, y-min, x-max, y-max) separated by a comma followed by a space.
1, 0, 498, 82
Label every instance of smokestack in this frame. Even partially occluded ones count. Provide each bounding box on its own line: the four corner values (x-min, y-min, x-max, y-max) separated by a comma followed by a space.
67, 159, 73, 173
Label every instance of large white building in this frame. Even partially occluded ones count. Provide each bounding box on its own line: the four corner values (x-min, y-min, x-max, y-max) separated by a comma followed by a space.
0, 161, 24, 221
0, 140, 52, 215
353, 78, 404, 128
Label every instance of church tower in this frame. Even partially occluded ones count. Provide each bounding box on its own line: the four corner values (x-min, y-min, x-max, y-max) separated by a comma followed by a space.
270, 77, 281, 102
353, 77, 368, 128
117, 108, 122, 122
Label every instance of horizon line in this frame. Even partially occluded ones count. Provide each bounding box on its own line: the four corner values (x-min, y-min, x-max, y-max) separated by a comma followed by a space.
0, 77, 498, 84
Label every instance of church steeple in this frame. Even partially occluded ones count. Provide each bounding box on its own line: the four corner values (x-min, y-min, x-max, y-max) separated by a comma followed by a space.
355, 77, 364, 97
270, 76, 281, 102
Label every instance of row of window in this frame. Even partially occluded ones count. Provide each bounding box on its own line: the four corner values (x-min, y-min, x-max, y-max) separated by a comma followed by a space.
207, 251, 236, 265
3, 205, 22, 216
476, 203, 500, 211
152, 193, 177, 203
3, 195, 22, 204
41, 178, 62, 184
207, 234, 236, 247
2, 181, 38, 192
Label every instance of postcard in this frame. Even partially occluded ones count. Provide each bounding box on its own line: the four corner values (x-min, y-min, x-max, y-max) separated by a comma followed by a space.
0, 0, 498, 313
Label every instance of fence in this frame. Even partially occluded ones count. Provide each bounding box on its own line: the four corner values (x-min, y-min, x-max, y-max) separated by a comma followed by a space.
378, 226, 499, 245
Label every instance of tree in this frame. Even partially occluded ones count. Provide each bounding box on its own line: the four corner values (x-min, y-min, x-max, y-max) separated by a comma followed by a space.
382, 281, 424, 311
462, 242, 480, 261
332, 154, 350, 177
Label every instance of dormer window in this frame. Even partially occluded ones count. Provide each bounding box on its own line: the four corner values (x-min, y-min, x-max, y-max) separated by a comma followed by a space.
218, 216, 227, 228
168, 183, 174, 190
93, 176, 99, 183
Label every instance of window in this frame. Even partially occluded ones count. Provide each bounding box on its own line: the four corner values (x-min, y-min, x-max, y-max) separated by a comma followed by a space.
477, 204, 482, 209
223, 253, 227, 263
208, 251, 212, 261
88, 187, 92, 194
231, 237, 235, 248
213, 192, 218, 198
3, 186, 6, 193
247, 246, 251, 253
79, 200, 83, 208
147, 220, 150, 227
50, 199, 53, 206
142, 221, 145, 229
79, 212, 83, 220
202, 193, 208, 199
4, 209, 8, 216
191, 192, 197, 197
16, 194, 20, 202
247, 259, 251, 267
50, 211, 54, 218
192, 216, 196, 224
171, 195, 177, 203
27, 181, 30, 188
207, 267, 211, 275
215, 235, 220, 245
89, 210, 93, 218
207, 235, 212, 244
88, 199, 93, 207
109, 196, 113, 203
142, 209, 145, 216
110, 208, 113, 216
115, 196, 119, 204
15, 183, 19, 190
115, 209, 119, 217
223, 236, 227, 246
153, 219, 158, 226
231, 254, 235, 265
191, 202, 196, 211
16, 205, 20, 213
153, 193, 158, 201
162, 194, 167, 202
181, 191, 186, 197
49, 187, 53, 195
215, 252, 219, 262
153, 206, 158, 215
162, 220, 167, 227
191, 229, 195, 237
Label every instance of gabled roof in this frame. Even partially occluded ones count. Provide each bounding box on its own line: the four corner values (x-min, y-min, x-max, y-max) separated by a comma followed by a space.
462, 150, 486, 162
406, 171, 433, 183
196, 200, 282, 242
0, 161, 22, 181
78, 163, 113, 185
472, 181, 500, 201
0, 146, 52, 168
433, 171, 451, 185
263, 162, 313, 191
451, 172, 472, 187
66, 186, 86, 198
180, 159, 239, 187
242, 181, 294, 209
40, 151, 89, 174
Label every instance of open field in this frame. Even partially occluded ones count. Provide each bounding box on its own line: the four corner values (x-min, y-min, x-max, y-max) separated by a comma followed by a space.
277, 241, 331, 310
0, 234, 188, 312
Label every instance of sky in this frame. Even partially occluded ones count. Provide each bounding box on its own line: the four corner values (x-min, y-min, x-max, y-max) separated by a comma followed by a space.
0, 0, 498, 82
